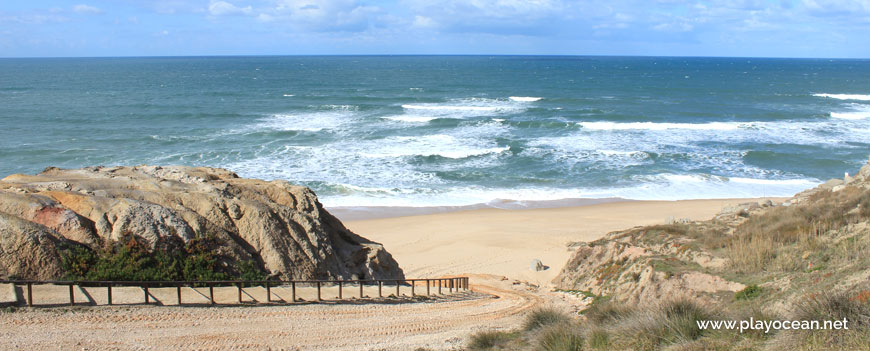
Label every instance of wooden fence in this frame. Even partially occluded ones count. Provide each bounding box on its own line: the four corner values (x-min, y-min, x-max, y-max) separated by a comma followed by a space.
0, 277, 470, 307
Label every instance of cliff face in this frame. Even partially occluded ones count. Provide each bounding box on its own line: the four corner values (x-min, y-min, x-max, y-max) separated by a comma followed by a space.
555, 156, 870, 308
0, 165, 404, 281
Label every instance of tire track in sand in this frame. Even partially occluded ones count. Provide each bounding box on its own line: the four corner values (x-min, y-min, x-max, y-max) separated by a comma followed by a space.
0, 275, 542, 350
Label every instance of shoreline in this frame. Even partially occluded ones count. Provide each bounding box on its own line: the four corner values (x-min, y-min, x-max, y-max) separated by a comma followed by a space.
344, 197, 788, 287
327, 197, 629, 221
327, 195, 791, 222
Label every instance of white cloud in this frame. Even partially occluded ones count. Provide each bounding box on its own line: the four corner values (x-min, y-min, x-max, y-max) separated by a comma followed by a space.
802, 0, 870, 16
412, 15, 436, 28
209, 1, 254, 16
404, 0, 566, 21
0, 14, 69, 24
652, 21, 693, 32
73, 4, 103, 14
263, 0, 382, 32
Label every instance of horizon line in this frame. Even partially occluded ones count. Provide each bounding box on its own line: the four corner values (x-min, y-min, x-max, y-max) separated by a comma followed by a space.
1, 54, 869, 60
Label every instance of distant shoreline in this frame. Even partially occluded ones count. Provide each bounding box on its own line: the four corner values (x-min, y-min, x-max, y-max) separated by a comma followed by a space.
327, 197, 628, 221
328, 195, 791, 221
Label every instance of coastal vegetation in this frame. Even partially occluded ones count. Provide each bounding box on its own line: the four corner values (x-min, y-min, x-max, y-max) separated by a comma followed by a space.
469, 292, 870, 350
469, 162, 870, 350
60, 233, 267, 282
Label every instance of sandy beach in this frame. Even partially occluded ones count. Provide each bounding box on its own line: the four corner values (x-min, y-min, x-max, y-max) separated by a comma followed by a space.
345, 198, 784, 286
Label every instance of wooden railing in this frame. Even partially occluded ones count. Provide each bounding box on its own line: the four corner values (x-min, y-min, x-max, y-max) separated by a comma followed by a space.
0, 277, 470, 307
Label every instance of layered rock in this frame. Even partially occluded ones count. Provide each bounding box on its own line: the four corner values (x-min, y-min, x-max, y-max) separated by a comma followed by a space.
0, 165, 404, 280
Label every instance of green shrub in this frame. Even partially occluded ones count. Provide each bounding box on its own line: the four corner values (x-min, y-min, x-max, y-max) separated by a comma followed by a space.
735, 285, 763, 301
524, 307, 573, 331
536, 324, 584, 351
60, 233, 264, 281
238, 259, 268, 281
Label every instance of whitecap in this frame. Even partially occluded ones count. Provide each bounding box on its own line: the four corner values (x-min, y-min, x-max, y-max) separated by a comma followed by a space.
381, 115, 438, 123
398, 97, 527, 118
813, 93, 870, 101
509, 96, 543, 102
359, 134, 509, 159
401, 104, 501, 112
831, 112, 870, 120
250, 112, 353, 132
578, 121, 748, 131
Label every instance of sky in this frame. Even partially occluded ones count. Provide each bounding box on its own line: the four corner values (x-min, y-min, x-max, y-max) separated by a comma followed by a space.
1, 0, 869, 58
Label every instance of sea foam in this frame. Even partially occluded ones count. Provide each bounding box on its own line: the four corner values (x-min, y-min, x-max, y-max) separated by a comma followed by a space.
360, 134, 509, 159
813, 93, 870, 101
509, 96, 543, 102
401, 104, 501, 112
381, 115, 439, 123
313, 173, 819, 208
578, 121, 747, 131
831, 112, 870, 120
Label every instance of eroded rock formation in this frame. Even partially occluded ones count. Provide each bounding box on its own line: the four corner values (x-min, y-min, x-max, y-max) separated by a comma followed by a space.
0, 165, 404, 280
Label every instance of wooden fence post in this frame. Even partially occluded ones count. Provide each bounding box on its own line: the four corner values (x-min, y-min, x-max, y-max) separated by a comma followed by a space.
317, 281, 322, 301
237, 283, 242, 304
6, 277, 467, 309
26, 283, 33, 307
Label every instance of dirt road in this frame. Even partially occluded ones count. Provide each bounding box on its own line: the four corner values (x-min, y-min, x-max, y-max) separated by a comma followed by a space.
0, 275, 545, 350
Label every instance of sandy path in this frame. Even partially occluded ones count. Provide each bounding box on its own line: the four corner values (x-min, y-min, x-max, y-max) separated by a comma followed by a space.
0, 275, 539, 350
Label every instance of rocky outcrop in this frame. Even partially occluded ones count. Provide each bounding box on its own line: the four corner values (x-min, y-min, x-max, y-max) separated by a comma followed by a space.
0, 165, 404, 280
554, 225, 742, 306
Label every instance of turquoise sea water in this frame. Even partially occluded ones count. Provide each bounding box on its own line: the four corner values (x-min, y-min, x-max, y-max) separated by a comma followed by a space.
1, 56, 869, 207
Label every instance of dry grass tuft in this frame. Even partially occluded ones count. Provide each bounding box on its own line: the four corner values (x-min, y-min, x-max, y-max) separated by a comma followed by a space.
727, 186, 870, 273
535, 324, 584, 351
468, 330, 519, 350
524, 307, 574, 332
771, 292, 870, 350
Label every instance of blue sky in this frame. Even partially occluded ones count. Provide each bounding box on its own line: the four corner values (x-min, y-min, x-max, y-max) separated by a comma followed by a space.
1, 0, 869, 57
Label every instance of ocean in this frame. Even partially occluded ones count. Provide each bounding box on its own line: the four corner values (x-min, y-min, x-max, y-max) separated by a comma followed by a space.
1, 56, 868, 209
